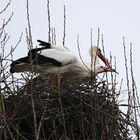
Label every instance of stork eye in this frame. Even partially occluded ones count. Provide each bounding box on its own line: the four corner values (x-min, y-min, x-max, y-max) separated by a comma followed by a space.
97, 48, 101, 52
100, 66, 104, 68
97, 48, 101, 54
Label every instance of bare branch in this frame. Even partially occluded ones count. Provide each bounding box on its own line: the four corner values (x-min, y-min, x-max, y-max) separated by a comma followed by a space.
63, 5, 66, 46
47, 0, 51, 42
26, 0, 33, 49
77, 34, 90, 72
4, 33, 23, 59
0, 0, 12, 15
0, 12, 14, 31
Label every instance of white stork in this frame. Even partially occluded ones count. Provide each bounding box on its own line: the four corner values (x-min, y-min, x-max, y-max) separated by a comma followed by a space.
10, 40, 117, 80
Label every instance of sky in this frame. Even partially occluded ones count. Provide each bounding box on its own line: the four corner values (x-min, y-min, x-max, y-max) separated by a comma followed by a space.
1, 0, 140, 94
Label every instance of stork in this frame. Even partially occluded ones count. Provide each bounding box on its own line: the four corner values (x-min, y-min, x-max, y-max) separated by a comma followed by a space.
10, 40, 117, 80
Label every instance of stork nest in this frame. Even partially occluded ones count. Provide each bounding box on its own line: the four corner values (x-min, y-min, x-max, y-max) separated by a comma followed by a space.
2, 76, 138, 140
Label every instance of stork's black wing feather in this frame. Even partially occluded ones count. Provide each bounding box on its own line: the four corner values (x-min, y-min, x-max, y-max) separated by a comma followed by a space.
28, 48, 62, 66
10, 56, 29, 73
11, 56, 29, 65
28, 45, 50, 61
10, 54, 62, 73
32, 54, 62, 66
37, 40, 51, 48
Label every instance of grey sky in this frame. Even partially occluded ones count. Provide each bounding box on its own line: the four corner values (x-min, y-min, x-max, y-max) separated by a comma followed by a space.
1, 0, 140, 92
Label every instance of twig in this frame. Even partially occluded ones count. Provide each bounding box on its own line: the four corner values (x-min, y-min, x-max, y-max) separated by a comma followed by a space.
26, 1, 37, 140
130, 43, 139, 139
26, 0, 33, 50
63, 5, 66, 46
77, 34, 90, 71
4, 33, 23, 59
0, 12, 14, 31
101, 34, 109, 85
57, 74, 68, 139
0, 0, 12, 15
90, 28, 94, 76
97, 28, 100, 47
47, 0, 51, 42
1, 114, 16, 140
123, 37, 133, 137
36, 106, 47, 140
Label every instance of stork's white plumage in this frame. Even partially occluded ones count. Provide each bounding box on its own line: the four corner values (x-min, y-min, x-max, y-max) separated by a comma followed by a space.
10, 40, 116, 80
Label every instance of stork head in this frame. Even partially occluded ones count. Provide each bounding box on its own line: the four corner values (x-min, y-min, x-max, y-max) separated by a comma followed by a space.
95, 66, 118, 74
89, 46, 112, 69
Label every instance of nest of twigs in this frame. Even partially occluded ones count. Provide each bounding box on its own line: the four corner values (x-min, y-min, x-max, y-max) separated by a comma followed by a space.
2, 76, 136, 140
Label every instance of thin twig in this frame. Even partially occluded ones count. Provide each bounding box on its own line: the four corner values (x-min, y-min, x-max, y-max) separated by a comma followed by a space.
36, 106, 47, 140
26, 0, 33, 50
101, 34, 109, 85
26, 1, 37, 139
0, 0, 11, 15
57, 73, 68, 139
0, 12, 14, 31
63, 5, 66, 46
123, 37, 133, 137
47, 0, 51, 42
130, 43, 139, 139
77, 34, 90, 71
4, 33, 23, 59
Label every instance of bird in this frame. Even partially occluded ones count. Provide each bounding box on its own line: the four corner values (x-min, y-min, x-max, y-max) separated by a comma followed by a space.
10, 40, 117, 80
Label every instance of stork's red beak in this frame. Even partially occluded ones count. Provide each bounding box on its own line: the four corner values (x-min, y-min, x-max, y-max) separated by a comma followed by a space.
103, 67, 119, 74
97, 51, 118, 74
97, 52, 112, 68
